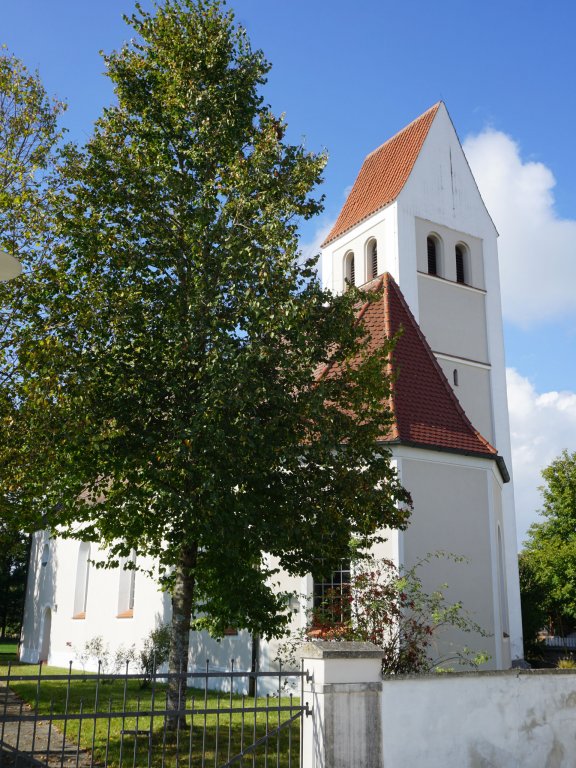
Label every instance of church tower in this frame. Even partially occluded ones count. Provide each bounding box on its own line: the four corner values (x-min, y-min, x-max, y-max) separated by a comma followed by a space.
320, 102, 523, 666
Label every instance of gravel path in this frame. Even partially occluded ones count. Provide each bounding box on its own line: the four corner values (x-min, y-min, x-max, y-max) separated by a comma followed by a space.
0, 686, 93, 768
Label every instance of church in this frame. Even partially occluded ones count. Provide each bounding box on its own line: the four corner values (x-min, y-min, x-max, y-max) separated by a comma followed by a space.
20, 102, 524, 671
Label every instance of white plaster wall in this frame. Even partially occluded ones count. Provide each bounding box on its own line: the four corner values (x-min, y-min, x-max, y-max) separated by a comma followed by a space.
381, 670, 576, 768
396, 103, 522, 660
320, 204, 398, 293
397, 450, 501, 668
435, 356, 494, 443
415, 217, 486, 289
21, 534, 295, 688
417, 274, 489, 362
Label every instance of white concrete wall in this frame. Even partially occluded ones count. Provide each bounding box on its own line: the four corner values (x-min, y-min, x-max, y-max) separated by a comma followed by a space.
381, 670, 576, 768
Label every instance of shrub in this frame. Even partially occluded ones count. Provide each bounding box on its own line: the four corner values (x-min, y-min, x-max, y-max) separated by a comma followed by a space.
557, 657, 576, 669
138, 625, 171, 686
279, 553, 490, 675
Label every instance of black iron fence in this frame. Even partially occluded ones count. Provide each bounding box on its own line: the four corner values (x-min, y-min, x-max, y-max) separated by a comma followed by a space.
0, 661, 310, 768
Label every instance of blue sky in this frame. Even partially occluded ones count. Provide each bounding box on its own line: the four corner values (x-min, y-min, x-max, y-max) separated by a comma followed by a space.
3, 0, 576, 545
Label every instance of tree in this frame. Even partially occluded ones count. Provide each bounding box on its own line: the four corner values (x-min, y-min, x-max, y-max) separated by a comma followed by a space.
0, 50, 66, 529
0, 522, 29, 639
14, 0, 411, 723
0, 53, 65, 642
520, 450, 576, 650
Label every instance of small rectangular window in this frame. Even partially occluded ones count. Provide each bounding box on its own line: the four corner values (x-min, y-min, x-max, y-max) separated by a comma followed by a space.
313, 561, 351, 626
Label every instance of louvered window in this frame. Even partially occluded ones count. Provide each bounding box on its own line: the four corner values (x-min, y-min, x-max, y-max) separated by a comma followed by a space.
427, 237, 437, 275
344, 252, 355, 289
370, 241, 378, 279
456, 245, 465, 284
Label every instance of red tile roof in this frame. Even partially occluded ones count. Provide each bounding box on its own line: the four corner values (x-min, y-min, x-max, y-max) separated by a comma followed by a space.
319, 274, 508, 480
322, 103, 441, 247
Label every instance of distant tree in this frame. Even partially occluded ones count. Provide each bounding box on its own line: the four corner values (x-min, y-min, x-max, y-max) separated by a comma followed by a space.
519, 450, 576, 649
12, 0, 411, 726
0, 522, 29, 638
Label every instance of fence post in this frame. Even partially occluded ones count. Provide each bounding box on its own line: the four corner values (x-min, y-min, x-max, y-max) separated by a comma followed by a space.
299, 641, 384, 768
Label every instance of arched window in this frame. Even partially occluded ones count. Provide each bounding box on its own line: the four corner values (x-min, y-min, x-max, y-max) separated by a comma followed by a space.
427, 236, 439, 276
455, 244, 467, 284
367, 239, 378, 280
73, 543, 90, 619
344, 251, 355, 289
117, 551, 136, 618
453, 369, 459, 387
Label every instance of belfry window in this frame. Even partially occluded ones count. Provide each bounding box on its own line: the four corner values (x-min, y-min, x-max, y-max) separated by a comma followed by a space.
369, 240, 378, 279
455, 245, 466, 284
344, 252, 355, 289
427, 237, 438, 276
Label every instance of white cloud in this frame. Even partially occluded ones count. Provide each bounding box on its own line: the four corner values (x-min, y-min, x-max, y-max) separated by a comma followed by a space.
507, 368, 576, 547
463, 130, 576, 327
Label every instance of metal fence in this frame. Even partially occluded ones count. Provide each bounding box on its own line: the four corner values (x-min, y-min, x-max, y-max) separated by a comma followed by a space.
543, 636, 576, 649
0, 661, 310, 768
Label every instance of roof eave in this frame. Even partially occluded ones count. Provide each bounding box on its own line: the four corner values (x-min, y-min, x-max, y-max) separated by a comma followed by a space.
379, 438, 510, 484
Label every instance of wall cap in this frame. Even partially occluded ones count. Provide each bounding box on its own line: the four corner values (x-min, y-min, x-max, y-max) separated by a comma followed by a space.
381, 667, 576, 682
298, 641, 385, 660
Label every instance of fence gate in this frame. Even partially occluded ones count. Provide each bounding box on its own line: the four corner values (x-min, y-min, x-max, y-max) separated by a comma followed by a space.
0, 660, 310, 767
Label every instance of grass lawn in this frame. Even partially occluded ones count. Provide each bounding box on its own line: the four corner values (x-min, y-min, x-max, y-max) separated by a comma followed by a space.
1, 661, 302, 767
0, 640, 19, 660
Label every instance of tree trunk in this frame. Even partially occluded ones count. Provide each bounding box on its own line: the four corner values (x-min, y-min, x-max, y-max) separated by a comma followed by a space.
166, 543, 197, 730
248, 632, 260, 697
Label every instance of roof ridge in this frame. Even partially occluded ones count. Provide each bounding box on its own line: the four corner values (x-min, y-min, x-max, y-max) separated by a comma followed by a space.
364, 102, 442, 162
321, 103, 441, 247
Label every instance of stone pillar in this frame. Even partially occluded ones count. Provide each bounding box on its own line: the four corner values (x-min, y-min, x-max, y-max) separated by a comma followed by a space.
299, 641, 384, 768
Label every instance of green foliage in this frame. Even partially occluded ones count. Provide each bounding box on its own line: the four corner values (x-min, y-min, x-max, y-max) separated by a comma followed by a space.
9, 0, 410, 690
280, 554, 490, 674
557, 657, 576, 669
520, 450, 576, 651
0, 50, 66, 533
139, 625, 171, 685
74, 635, 137, 675
0, 522, 28, 638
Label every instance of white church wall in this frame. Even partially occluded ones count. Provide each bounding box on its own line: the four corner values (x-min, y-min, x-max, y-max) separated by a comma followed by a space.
397, 449, 501, 668
435, 355, 494, 443
414, 216, 486, 289
21, 534, 303, 681
320, 204, 396, 293
417, 274, 489, 363
395, 103, 522, 661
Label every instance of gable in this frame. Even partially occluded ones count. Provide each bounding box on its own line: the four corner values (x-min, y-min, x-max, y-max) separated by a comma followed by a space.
322, 104, 440, 247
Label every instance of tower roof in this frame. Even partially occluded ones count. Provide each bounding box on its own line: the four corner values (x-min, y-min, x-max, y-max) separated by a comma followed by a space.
322, 103, 441, 247
318, 274, 509, 481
